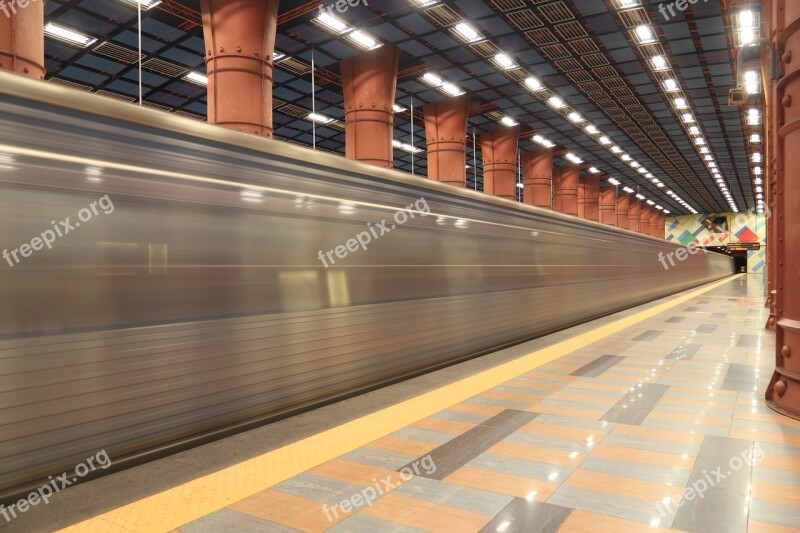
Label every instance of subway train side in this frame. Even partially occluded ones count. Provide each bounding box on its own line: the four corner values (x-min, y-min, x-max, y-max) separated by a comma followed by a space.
0, 72, 734, 499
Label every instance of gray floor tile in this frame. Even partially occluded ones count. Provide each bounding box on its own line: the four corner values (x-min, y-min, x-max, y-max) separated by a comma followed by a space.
666, 343, 701, 360
468, 453, 573, 482
570, 354, 625, 377
478, 499, 572, 533
181, 509, 303, 533
405, 409, 537, 480
672, 435, 753, 533
272, 473, 366, 506
579, 456, 690, 486
602, 384, 669, 425
327, 514, 428, 533
547, 486, 672, 525
749, 499, 800, 529
393, 476, 513, 516
695, 324, 718, 333
633, 330, 662, 342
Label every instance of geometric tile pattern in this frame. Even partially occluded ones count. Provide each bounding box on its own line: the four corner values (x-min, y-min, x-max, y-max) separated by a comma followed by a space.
666, 213, 767, 272
175, 277, 797, 533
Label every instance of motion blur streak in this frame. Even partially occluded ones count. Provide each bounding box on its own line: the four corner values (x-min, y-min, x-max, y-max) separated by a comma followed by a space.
0, 70, 733, 501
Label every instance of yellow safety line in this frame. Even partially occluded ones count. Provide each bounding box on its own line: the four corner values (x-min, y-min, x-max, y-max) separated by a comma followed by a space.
58, 275, 741, 533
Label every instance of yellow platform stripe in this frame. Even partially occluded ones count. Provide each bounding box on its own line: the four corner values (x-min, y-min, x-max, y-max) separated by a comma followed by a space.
58, 275, 741, 533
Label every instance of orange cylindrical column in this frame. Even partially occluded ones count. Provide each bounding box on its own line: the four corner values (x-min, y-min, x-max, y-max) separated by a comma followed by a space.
766, 0, 800, 419
639, 206, 652, 235
424, 94, 470, 186
599, 186, 617, 226
649, 210, 660, 237
628, 198, 641, 232
522, 149, 553, 209
0, 0, 45, 79
616, 193, 630, 229
582, 176, 600, 222
554, 165, 579, 216
201, 0, 279, 137
341, 46, 401, 168
577, 181, 586, 218
481, 126, 519, 200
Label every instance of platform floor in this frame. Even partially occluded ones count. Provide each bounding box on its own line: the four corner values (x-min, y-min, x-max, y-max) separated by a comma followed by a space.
48, 275, 800, 532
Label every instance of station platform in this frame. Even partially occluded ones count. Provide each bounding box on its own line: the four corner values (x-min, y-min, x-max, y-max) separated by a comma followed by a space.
18, 275, 799, 533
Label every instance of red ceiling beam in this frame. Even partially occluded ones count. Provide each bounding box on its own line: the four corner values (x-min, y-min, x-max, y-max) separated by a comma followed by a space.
278, 1, 324, 25
155, 0, 202, 29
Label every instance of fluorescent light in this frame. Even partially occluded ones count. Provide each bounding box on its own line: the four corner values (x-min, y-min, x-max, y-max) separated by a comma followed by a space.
700, 146, 710, 154
635, 25, 655, 43
273, 51, 287, 62
568, 112, 584, 123
589, 167, 601, 174
524, 77, 544, 91
183, 71, 208, 86
348, 30, 382, 50
44, 22, 97, 47
621, 154, 632, 161
599, 136, 611, 145
120, 0, 163, 9
694, 137, 706, 145
565, 153, 583, 163
636, 194, 645, 200
532, 135, 556, 148
704, 154, 713, 161
315, 12, 351, 33
585, 125, 599, 135
740, 27, 756, 45
608, 177, 621, 185
422, 72, 443, 86
645, 172, 653, 178
650, 55, 668, 71
454, 22, 481, 43
393, 104, 407, 113
611, 146, 622, 153
750, 134, 762, 143
682, 113, 695, 123
690, 126, 701, 135
623, 186, 635, 193
646, 199, 655, 205
440, 83, 464, 96
307, 112, 333, 124
747, 108, 761, 125
663, 79, 679, 92
740, 10, 755, 29
500, 116, 518, 127
494, 53, 517, 70
674, 98, 688, 109
744, 70, 760, 94
617, 0, 641, 8
754, 166, 763, 175
752, 153, 762, 163
630, 161, 640, 168
637, 167, 648, 174
548, 96, 565, 108
400, 143, 423, 154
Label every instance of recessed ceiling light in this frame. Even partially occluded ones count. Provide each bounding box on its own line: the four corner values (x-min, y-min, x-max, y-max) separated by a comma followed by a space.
568, 112, 584, 123
307, 112, 334, 124
347, 30, 382, 50
44, 22, 97, 47
524, 77, 544, 91
663, 79, 679, 92
494, 53, 517, 70
393, 104, 407, 113
752, 153, 762, 162
589, 167, 601, 174
422, 72, 443, 86
440, 83, 464, 96
454, 22, 482, 43
674, 98, 688, 109
611, 146, 622, 153
635, 25, 656, 44
500, 116, 518, 127
608, 177, 621, 185
599, 136, 611, 145
621, 154, 632, 161
314, 12, 351, 33
682, 113, 696, 123
747, 108, 761, 125
183, 71, 208, 86
548, 96, 566, 108
585, 125, 599, 134
565, 153, 583, 164
650, 55, 668, 71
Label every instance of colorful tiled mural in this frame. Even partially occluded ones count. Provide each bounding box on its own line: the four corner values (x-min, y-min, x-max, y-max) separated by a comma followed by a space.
665, 212, 767, 273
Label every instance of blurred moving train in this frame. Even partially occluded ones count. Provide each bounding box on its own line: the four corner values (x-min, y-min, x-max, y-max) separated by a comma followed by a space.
0, 70, 733, 499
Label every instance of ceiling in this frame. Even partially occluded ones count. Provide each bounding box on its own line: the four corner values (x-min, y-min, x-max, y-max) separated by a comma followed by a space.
41, 0, 762, 214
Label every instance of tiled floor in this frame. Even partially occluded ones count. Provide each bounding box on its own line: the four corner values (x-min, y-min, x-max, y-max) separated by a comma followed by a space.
176, 276, 798, 533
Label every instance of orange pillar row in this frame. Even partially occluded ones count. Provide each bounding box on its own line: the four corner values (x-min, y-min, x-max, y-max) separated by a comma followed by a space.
766, 0, 800, 419
522, 149, 553, 209
628, 198, 641, 232
424, 94, 470, 186
200, 0, 279, 137
649, 210, 660, 238
639, 206, 652, 236
582, 176, 600, 222
554, 165, 579, 216
599, 187, 617, 226
616, 193, 630, 229
481, 126, 519, 201
341, 46, 401, 169
0, 0, 45, 79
